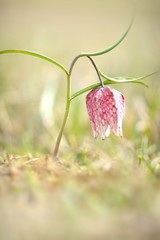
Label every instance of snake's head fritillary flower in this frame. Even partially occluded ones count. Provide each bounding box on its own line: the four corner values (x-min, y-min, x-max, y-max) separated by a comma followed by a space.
86, 87, 125, 140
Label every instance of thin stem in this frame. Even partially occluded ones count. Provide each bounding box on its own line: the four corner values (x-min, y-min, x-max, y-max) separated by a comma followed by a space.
87, 56, 104, 87
53, 54, 104, 158
53, 74, 71, 159
69, 54, 81, 76
0, 49, 69, 75
69, 55, 104, 87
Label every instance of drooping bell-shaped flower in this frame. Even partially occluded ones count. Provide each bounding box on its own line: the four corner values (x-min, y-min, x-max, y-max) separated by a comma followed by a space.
86, 86, 125, 140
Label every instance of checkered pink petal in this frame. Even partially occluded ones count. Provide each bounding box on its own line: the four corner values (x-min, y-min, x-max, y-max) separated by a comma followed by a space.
86, 87, 125, 139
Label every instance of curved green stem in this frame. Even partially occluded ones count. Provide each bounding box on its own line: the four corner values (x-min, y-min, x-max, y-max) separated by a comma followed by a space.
87, 56, 104, 87
53, 74, 71, 159
0, 49, 69, 75
69, 55, 104, 87
69, 54, 81, 76
53, 55, 105, 158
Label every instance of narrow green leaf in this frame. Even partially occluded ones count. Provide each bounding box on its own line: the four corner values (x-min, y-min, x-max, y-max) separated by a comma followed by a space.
0, 49, 69, 75
70, 71, 158, 100
79, 14, 134, 57
100, 70, 159, 87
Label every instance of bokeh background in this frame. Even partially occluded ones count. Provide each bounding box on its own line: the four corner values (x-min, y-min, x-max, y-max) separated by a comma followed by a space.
0, 0, 160, 239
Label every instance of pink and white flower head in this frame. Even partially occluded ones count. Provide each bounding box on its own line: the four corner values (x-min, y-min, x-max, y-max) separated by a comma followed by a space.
86, 86, 125, 140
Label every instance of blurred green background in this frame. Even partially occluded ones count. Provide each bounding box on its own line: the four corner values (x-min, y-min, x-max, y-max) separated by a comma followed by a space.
0, 0, 160, 239
0, 0, 159, 153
